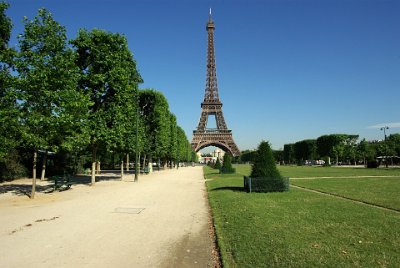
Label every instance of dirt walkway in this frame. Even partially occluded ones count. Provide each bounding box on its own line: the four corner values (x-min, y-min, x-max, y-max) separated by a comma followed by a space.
0, 167, 216, 267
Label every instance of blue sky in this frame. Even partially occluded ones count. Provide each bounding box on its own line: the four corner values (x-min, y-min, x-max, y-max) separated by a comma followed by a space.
6, 0, 400, 151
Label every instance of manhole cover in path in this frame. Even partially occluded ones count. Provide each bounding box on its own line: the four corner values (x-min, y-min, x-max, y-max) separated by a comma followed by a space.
114, 207, 145, 214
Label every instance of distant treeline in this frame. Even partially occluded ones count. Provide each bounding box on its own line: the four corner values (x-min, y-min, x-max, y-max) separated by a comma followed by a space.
241, 133, 400, 166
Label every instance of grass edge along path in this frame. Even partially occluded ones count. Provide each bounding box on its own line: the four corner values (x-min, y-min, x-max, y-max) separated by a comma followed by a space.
205, 165, 400, 268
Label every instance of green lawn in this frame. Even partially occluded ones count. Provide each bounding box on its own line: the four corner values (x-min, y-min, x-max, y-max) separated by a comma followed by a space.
205, 165, 400, 267
292, 177, 400, 211
235, 164, 400, 178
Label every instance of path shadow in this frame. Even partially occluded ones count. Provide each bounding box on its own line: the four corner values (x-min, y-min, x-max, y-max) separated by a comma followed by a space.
72, 174, 122, 184
211, 186, 244, 192
0, 184, 54, 197
0, 173, 123, 197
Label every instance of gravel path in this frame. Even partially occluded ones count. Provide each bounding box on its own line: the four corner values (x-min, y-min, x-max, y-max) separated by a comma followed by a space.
0, 166, 216, 267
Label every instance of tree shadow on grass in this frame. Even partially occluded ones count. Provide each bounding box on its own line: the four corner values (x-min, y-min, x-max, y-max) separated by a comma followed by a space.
211, 186, 244, 192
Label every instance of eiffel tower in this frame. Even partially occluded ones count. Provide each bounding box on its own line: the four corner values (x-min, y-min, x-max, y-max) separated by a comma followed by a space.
191, 11, 240, 157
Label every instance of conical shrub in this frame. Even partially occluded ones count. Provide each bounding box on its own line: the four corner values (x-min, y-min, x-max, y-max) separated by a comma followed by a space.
251, 141, 282, 178
220, 153, 235, 174
246, 141, 289, 192
214, 158, 221, 169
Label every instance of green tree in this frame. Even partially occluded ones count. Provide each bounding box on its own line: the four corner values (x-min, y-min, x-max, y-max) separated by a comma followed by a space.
0, 2, 27, 182
251, 141, 281, 178
246, 141, 289, 193
273, 150, 283, 164
71, 29, 142, 184
343, 135, 359, 165
16, 9, 88, 197
387, 133, 400, 156
138, 89, 171, 168
283, 144, 295, 165
176, 126, 189, 166
214, 158, 221, 169
294, 139, 317, 164
357, 139, 373, 166
316, 134, 355, 164
191, 151, 198, 162
168, 113, 177, 167
241, 149, 257, 163
0, 2, 19, 162
221, 153, 235, 173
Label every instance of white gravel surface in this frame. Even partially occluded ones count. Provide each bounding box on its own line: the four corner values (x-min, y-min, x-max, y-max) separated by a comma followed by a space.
0, 166, 215, 267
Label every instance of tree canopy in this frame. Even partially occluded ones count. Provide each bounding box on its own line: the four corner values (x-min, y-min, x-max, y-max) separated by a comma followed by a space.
1, 4, 195, 186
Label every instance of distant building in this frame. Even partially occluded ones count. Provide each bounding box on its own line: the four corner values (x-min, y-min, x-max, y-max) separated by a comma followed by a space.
198, 148, 225, 164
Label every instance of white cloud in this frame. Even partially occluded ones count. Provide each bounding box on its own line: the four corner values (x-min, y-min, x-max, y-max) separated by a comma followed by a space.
367, 122, 400, 129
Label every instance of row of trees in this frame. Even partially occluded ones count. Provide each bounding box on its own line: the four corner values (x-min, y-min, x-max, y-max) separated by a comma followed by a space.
0, 4, 194, 189
240, 133, 400, 166
283, 133, 400, 166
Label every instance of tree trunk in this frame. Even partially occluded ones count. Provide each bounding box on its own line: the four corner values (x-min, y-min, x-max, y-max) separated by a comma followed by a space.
91, 147, 96, 185
41, 153, 47, 180
112, 153, 115, 169
31, 151, 37, 199
96, 161, 101, 174
138, 152, 141, 172
328, 156, 331, 165
126, 154, 129, 171
120, 156, 124, 180
142, 154, 147, 173
32, 150, 37, 180
148, 156, 153, 173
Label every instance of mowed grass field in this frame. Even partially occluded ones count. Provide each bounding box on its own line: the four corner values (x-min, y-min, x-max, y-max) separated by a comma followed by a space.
205, 165, 400, 267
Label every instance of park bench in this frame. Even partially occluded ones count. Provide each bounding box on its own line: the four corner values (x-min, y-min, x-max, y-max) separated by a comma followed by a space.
50, 174, 72, 191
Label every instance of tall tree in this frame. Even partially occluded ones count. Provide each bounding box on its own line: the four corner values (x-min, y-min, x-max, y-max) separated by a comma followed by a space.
138, 89, 170, 167
168, 113, 177, 167
0, 2, 19, 162
343, 135, 359, 165
283, 144, 295, 165
357, 138, 374, 166
387, 133, 400, 157
317, 134, 351, 164
71, 29, 142, 184
16, 9, 88, 197
176, 126, 188, 165
294, 139, 317, 164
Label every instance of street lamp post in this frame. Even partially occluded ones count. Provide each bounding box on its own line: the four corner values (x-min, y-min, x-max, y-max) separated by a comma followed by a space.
380, 126, 389, 168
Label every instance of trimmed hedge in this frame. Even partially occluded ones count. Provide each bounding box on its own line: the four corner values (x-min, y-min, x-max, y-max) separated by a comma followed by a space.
367, 160, 379, 168
244, 176, 290, 193
220, 166, 236, 174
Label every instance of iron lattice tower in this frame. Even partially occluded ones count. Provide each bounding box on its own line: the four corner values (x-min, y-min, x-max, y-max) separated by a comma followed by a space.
191, 13, 240, 156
